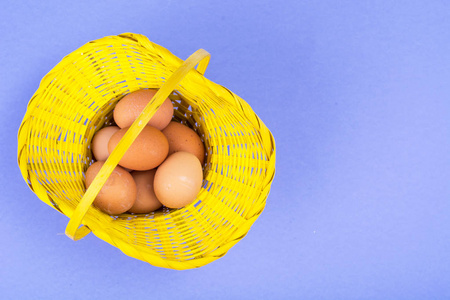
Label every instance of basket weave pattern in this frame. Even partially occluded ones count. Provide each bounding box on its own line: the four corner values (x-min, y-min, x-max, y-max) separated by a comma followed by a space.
17, 33, 276, 270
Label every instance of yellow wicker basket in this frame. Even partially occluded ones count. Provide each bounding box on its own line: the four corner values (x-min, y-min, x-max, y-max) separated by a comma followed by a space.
17, 33, 276, 270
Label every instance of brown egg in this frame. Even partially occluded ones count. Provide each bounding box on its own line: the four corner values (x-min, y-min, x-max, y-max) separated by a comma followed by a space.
85, 161, 136, 215
113, 89, 174, 130
108, 125, 169, 171
154, 152, 203, 209
162, 121, 205, 165
128, 169, 162, 214
91, 126, 120, 161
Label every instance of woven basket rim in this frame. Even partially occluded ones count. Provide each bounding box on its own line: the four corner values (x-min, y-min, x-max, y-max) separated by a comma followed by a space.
17, 32, 276, 270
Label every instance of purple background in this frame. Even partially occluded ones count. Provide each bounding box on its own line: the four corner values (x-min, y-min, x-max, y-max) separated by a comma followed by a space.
2, 1, 450, 299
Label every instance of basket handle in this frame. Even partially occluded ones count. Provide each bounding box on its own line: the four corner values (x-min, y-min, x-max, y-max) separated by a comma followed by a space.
65, 48, 211, 241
